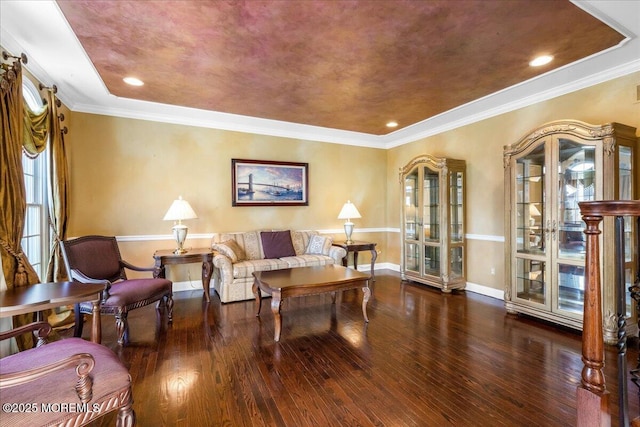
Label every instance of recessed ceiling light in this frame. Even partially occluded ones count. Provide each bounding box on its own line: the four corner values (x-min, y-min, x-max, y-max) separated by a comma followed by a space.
386, 121, 398, 128
123, 77, 144, 86
529, 55, 553, 67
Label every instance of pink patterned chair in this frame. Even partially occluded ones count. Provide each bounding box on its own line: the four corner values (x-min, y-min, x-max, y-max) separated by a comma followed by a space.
0, 321, 135, 426
61, 235, 173, 345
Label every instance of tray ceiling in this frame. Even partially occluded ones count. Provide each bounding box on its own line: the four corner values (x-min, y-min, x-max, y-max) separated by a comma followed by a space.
1, 1, 638, 146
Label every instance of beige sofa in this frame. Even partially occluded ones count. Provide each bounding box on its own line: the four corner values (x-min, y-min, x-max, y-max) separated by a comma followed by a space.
211, 230, 347, 303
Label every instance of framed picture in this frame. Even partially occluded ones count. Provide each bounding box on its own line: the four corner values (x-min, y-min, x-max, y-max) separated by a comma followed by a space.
232, 159, 309, 206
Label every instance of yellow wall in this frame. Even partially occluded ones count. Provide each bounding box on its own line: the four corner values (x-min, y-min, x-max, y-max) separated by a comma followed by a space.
388, 71, 640, 292
66, 72, 640, 290
66, 114, 386, 280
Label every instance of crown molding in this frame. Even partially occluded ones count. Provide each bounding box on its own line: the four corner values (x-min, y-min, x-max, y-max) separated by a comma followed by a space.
384, 57, 640, 149
73, 98, 384, 148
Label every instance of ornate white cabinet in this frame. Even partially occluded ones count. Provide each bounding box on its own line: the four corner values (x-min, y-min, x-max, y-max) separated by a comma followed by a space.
400, 155, 466, 292
503, 120, 637, 343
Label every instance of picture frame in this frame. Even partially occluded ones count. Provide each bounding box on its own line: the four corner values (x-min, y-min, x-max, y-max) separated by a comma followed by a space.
231, 159, 309, 206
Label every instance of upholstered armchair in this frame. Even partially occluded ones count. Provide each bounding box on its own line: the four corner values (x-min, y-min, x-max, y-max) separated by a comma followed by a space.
0, 321, 135, 426
61, 235, 173, 345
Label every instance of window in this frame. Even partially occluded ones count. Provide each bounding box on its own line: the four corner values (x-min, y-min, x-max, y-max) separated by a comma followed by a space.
21, 78, 50, 281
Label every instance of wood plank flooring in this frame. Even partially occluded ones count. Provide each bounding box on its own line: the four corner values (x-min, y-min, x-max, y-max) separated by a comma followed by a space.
79, 270, 639, 426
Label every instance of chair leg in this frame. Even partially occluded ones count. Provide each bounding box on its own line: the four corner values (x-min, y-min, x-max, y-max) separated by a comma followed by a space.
166, 294, 174, 323
73, 303, 84, 338
115, 401, 136, 427
115, 312, 129, 346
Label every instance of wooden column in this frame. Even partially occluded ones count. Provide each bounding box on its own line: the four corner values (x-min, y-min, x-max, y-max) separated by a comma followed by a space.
577, 208, 610, 427
577, 201, 640, 427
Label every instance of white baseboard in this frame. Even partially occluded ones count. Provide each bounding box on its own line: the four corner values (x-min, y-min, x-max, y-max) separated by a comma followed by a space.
173, 280, 206, 293
464, 281, 504, 300
367, 264, 504, 301
354, 262, 399, 273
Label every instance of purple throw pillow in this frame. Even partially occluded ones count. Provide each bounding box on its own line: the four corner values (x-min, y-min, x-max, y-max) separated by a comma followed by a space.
261, 231, 296, 258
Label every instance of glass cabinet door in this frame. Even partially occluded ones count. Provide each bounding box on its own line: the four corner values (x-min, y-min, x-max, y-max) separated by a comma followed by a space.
515, 144, 545, 255
450, 170, 464, 278
450, 171, 464, 243
404, 242, 420, 274
514, 142, 548, 306
556, 139, 595, 260
404, 168, 419, 274
423, 166, 440, 277
404, 169, 419, 241
516, 259, 545, 304
423, 167, 440, 242
555, 139, 597, 315
620, 145, 635, 317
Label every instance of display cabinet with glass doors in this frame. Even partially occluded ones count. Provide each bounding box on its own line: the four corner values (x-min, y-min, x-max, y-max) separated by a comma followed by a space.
503, 120, 638, 344
400, 155, 466, 292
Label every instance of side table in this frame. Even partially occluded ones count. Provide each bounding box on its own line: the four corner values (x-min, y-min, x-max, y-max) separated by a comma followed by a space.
0, 281, 104, 343
332, 240, 377, 280
153, 248, 214, 302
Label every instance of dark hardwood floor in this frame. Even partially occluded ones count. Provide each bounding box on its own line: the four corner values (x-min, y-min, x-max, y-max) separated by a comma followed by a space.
78, 270, 639, 426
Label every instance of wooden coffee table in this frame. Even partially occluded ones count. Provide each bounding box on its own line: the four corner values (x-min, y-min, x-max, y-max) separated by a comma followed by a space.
252, 265, 371, 342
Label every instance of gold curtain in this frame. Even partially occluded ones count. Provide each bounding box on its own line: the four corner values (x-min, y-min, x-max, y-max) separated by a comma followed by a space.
45, 88, 69, 283
22, 100, 49, 157
1, 56, 41, 350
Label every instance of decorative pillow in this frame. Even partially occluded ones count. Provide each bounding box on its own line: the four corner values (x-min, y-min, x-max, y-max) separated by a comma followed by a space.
305, 235, 333, 256
290, 231, 307, 255
212, 239, 246, 262
260, 231, 296, 259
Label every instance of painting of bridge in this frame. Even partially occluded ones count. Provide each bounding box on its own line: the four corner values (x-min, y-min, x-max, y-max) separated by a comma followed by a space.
232, 159, 308, 206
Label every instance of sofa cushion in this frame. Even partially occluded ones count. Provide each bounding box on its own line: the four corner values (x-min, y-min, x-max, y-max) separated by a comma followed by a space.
290, 230, 319, 255
280, 254, 336, 268
233, 259, 290, 278
212, 239, 246, 262
306, 234, 333, 255
217, 231, 263, 260
261, 231, 296, 258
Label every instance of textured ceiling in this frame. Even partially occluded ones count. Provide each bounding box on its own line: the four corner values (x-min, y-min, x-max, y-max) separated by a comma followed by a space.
55, 0, 624, 135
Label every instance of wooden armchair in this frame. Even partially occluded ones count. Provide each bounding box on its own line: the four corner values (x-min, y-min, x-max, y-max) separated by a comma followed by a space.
61, 235, 173, 345
0, 321, 135, 426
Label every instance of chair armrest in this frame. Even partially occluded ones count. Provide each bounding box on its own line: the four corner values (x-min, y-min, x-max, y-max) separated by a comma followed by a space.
0, 352, 95, 404
0, 321, 52, 347
69, 269, 110, 286
69, 269, 111, 302
120, 260, 156, 273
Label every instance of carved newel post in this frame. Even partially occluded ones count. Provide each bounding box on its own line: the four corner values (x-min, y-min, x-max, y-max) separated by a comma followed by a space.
576, 206, 610, 427
576, 201, 640, 426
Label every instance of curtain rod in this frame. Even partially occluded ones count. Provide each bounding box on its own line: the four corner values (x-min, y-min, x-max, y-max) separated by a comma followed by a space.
2, 51, 27, 65
2, 50, 67, 133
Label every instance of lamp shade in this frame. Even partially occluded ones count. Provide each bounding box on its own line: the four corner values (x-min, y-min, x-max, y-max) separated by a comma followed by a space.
163, 196, 198, 221
338, 200, 361, 220
529, 203, 542, 217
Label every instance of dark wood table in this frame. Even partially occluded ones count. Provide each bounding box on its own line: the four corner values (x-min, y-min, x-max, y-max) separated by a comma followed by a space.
153, 248, 214, 302
332, 240, 377, 280
0, 281, 104, 343
252, 265, 371, 342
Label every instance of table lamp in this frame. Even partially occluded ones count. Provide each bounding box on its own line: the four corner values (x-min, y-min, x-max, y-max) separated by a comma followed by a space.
163, 196, 198, 254
338, 200, 361, 244
529, 203, 542, 226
